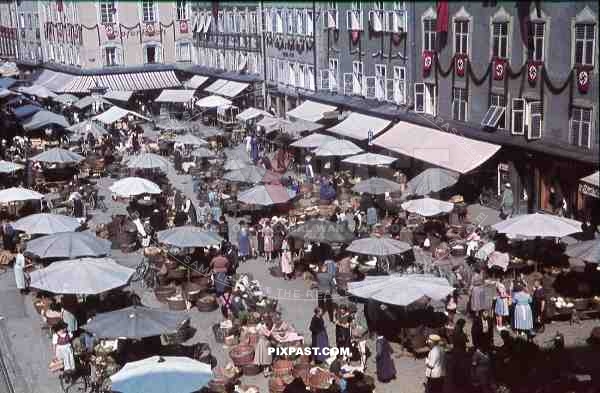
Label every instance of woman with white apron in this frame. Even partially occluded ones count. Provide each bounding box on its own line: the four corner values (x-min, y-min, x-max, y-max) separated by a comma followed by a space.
14, 249, 27, 294
53, 323, 76, 372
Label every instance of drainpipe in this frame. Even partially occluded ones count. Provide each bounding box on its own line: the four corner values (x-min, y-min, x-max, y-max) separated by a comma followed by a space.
259, 0, 268, 109
313, 0, 317, 95
410, 0, 417, 107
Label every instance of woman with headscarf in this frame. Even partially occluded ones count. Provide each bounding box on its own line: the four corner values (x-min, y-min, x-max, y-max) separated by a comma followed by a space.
309, 308, 329, 365
375, 335, 396, 383
52, 322, 76, 372
512, 285, 533, 334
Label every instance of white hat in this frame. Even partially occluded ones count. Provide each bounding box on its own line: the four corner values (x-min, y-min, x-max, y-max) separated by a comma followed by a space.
505, 183, 511, 188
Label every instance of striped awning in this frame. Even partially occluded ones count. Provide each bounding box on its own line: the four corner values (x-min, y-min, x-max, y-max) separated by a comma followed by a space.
33, 69, 77, 92
62, 71, 181, 93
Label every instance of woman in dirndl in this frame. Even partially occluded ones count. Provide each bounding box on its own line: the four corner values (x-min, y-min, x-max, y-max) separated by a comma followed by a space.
512, 286, 533, 334
254, 318, 273, 377
280, 239, 294, 280
494, 281, 510, 330
52, 322, 76, 372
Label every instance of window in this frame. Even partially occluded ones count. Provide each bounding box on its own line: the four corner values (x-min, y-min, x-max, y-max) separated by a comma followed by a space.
142, 0, 155, 23
275, 9, 283, 34
329, 58, 339, 91
287, 9, 295, 35
454, 20, 469, 55
324, 1, 338, 29
492, 22, 508, 59
527, 101, 543, 139
288, 61, 295, 86
27, 14, 31, 29
176, 0, 188, 20
352, 61, 363, 95
269, 58, 276, 81
570, 107, 593, 148
176, 41, 191, 62
452, 88, 468, 121
388, 2, 407, 33
423, 19, 436, 52
19, 13, 24, 29
375, 64, 386, 100
392, 66, 406, 104
574, 23, 595, 66
104, 46, 119, 66
144, 44, 161, 63
532, 22, 545, 62
306, 10, 313, 36
306, 65, 315, 90
99, 0, 115, 24
482, 93, 507, 129
414, 83, 436, 115
347, 1, 362, 30
296, 63, 304, 88
297, 9, 304, 35
249, 11, 257, 34
370, 1, 386, 33
511, 98, 525, 135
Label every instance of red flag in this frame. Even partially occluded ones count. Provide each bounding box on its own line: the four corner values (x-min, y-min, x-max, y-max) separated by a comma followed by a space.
455, 54, 467, 77
577, 67, 590, 94
56, 0, 63, 13
493, 58, 506, 81
436, 0, 448, 33
422, 51, 434, 77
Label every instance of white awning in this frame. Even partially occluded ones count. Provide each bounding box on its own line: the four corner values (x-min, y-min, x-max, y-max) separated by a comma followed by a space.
287, 100, 337, 122
327, 112, 391, 140
195, 95, 232, 108
237, 107, 272, 122
104, 90, 133, 102
183, 75, 208, 90
204, 79, 228, 94
155, 89, 196, 103
342, 153, 397, 167
33, 69, 77, 92
203, 79, 249, 98
62, 71, 181, 93
580, 171, 599, 187
373, 122, 501, 174
290, 133, 338, 148
73, 96, 113, 110
218, 81, 249, 98
93, 106, 150, 124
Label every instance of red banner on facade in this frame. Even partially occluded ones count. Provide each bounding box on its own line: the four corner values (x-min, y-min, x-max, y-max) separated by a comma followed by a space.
493, 58, 506, 81
576, 67, 590, 94
422, 50, 434, 77
455, 54, 468, 77
527, 62, 538, 86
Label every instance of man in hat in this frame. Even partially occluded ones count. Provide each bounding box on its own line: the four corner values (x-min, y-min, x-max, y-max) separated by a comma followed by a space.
425, 334, 446, 393
500, 183, 514, 219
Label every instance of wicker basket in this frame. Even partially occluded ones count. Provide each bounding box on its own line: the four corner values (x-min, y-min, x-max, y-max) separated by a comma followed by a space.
241, 364, 261, 376
197, 295, 218, 312
212, 324, 231, 343
272, 359, 293, 378
167, 297, 187, 311
229, 344, 255, 366
154, 286, 177, 302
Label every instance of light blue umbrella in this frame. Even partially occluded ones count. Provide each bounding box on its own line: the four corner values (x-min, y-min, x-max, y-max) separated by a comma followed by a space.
0, 187, 43, 203
25, 231, 111, 259
157, 226, 223, 248
0, 160, 24, 173
347, 274, 454, 306
14, 213, 81, 235
125, 153, 170, 171
352, 177, 402, 195
404, 168, 460, 197
565, 239, 600, 264
346, 236, 411, 256
110, 356, 212, 393
31, 147, 84, 164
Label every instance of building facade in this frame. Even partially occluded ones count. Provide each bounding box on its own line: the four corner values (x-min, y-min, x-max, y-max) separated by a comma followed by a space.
0, 0, 20, 60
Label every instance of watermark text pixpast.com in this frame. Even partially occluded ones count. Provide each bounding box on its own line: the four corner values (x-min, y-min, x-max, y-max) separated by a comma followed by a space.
268, 346, 351, 357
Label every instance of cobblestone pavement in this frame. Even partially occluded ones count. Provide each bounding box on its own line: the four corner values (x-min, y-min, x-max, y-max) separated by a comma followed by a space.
1, 165, 599, 393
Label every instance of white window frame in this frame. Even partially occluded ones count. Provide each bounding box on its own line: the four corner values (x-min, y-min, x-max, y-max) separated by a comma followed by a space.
388, 2, 407, 33
98, 0, 116, 24
287, 9, 295, 35
375, 63, 386, 100
352, 60, 363, 95
296, 9, 305, 35
570, 106, 593, 149
141, 0, 156, 23
176, 0, 188, 20
452, 87, 468, 121
275, 9, 284, 34
103, 45, 120, 66
531, 21, 546, 62
482, 93, 507, 129
329, 58, 339, 92
573, 23, 596, 67
511, 98, 525, 135
392, 66, 406, 105
453, 19, 470, 56
346, 1, 363, 31
369, 2, 386, 33
422, 14, 437, 52
306, 10, 314, 36
306, 65, 315, 91
175, 41, 192, 62
270, 57, 276, 81
491, 21, 509, 59
143, 43, 162, 64
324, 2, 338, 29
414, 82, 436, 115
526, 101, 543, 139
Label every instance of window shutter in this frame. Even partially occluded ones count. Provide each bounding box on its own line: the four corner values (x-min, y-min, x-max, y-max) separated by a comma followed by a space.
414, 83, 425, 113
511, 98, 525, 135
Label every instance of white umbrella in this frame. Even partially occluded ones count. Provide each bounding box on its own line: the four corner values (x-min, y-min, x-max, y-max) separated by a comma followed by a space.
404, 168, 460, 197
290, 133, 337, 149
313, 139, 363, 157
0, 187, 44, 203
25, 231, 111, 258
13, 213, 81, 235
566, 239, 600, 264
346, 236, 411, 256
31, 147, 84, 164
223, 166, 281, 184
125, 153, 170, 171
110, 356, 212, 393
28, 257, 134, 295
155, 118, 189, 131
237, 184, 296, 206
0, 160, 24, 173
110, 177, 161, 197
492, 213, 583, 238
347, 274, 454, 306
174, 133, 207, 146
352, 177, 402, 195
53, 94, 79, 106
67, 120, 108, 138
156, 226, 223, 248
342, 153, 397, 167
401, 197, 454, 217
